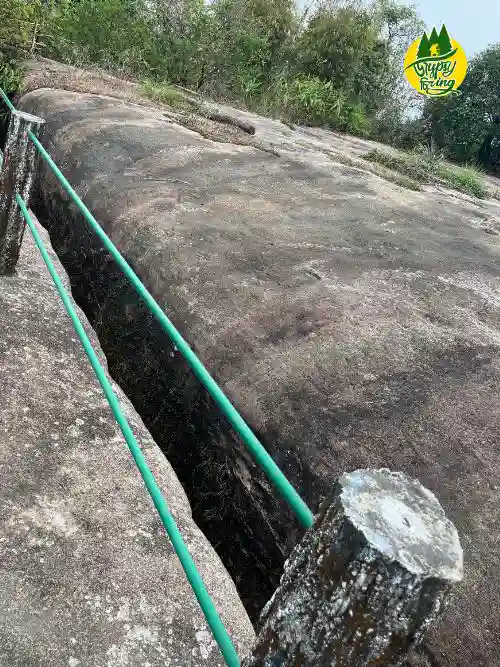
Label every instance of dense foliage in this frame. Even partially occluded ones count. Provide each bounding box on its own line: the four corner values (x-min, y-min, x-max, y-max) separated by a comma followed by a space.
0, 0, 45, 92
0, 0, 422, 136
422, 45, 500, 170
1, 0, 500, 171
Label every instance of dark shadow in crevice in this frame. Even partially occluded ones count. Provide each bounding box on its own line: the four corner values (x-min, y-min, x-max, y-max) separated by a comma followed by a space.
32, 182, 310, 624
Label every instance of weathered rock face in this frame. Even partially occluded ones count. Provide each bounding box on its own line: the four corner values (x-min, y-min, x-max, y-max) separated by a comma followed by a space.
0, 218, 255, 665
20, 85, 500, 666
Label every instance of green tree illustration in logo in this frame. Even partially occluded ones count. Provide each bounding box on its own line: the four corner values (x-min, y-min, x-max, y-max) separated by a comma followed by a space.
438, 25, 453, 55
428, 27, 440, 56
416, 25, 453, 60
417, 32, 430, 60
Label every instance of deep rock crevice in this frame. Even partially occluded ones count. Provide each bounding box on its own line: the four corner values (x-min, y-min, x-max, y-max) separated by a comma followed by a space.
31, 181, 312, 624
0, 97, 14, 152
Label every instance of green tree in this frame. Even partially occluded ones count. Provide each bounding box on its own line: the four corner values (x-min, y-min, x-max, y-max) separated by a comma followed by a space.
201, 0, 297, 99
296, 5, 377, 90
424, 44, 500, 168
365, 0, 425, 142
140, 0, 211, 87
46, 0, 153, 75
0, 0, 46, 92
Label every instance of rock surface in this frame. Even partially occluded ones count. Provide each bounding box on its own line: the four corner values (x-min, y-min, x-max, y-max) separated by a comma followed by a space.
18, 76, 500, 667
0, 217, 255, 666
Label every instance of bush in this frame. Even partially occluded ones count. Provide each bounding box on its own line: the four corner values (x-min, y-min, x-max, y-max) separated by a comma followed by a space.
0, 0, 41, 93
341, 102, 371, 137
0, 57, 24, 96
35, 0, 414, 141
46, 0, 153, 76
268, 75, 370, 135
278, 76, 337, 125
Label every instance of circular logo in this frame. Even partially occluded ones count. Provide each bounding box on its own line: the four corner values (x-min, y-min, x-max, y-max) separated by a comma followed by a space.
404, 25, 468, 97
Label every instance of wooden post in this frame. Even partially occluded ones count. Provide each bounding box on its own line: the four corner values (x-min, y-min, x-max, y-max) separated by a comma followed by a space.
243, 469, 463, 667
0, 107, 45, 275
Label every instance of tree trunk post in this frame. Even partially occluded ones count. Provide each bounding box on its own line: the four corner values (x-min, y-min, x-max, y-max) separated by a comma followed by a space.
0, 107, 45, 275
243, 469, 463, 667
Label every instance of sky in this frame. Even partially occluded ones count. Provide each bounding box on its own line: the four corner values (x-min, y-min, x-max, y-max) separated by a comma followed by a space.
412, 0, 500, 56
295, 1, 500, 58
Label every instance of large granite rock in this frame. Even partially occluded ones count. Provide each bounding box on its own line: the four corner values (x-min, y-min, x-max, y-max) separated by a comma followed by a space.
0, 217, 255, 665
19, 84, 500, 666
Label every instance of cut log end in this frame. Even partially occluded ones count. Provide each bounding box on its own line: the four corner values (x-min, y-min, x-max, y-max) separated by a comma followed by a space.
340, 468, 463, 583
243, 468, 463, 667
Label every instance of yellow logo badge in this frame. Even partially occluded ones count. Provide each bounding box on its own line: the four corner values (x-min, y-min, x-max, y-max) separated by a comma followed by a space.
404, 25, 468, 97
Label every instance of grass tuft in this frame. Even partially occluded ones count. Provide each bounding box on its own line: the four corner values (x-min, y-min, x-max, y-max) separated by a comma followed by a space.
435, 163, 488, 199
364, 148, 488, 199
139, 79, 192, 111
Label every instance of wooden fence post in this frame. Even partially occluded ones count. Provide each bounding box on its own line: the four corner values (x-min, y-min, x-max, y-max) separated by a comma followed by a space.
243, 468, 463, 667
0, 107, 45, 275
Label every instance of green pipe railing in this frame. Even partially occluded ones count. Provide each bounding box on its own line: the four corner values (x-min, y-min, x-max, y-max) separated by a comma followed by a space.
27, 129, 315, 530
3, 85, 313, 528
1, 87, 318, 667
0, 88, 16, 112
16, 193, 242, 667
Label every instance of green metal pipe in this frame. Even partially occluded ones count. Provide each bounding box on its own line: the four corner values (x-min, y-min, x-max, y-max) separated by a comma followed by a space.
16, 194, 242, 667
28, 129, 314, 529
0, 87, 16, 113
